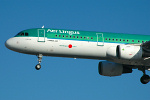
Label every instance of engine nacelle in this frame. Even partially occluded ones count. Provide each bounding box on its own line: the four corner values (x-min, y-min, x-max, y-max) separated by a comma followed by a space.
106, 45, 142, 60
98, 61, 132, 76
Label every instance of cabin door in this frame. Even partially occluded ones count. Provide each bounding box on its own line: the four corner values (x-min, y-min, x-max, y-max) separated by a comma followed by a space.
38, 29, 45, 42
96, 33, 104, 46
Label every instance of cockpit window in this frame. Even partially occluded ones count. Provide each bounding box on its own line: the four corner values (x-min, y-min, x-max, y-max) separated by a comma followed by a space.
25, 32, 28, 36
15, 31, 29, 37
20, 33, 24, 36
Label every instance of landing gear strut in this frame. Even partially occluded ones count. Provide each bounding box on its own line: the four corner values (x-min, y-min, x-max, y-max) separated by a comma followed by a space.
35, 54, 43, 70
140, 67, 150, 84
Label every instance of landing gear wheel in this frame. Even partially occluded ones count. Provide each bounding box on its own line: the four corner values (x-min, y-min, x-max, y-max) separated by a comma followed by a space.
140, 75, 150, 84
35, 64, 41, 70
35, 54, 43, 70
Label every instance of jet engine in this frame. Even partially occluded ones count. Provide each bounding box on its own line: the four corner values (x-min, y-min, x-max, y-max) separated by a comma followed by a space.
98, 61, 132, 76
106, 45, 142, 60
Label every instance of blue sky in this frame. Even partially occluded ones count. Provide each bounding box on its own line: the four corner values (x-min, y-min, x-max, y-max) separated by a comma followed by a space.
1, 0, 150, 100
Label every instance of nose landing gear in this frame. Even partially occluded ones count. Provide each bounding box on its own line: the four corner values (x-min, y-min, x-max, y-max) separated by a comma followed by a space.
35, 64, 41, 70
35, 54, 43, 70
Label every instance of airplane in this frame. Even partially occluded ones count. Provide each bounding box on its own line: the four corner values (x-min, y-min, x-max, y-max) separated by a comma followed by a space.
5, 28, 150, 84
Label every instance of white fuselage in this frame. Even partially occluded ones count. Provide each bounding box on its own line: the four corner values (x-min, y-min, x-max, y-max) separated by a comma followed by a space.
5, 37, 114, 57
5, 37, 148, 66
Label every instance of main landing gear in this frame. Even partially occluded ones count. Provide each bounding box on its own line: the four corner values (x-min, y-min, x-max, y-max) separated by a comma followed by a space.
140, 67, 150, 84
35, 54, 43, 70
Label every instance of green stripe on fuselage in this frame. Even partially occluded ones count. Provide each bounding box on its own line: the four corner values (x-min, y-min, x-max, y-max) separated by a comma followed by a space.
15, 28, 150, 44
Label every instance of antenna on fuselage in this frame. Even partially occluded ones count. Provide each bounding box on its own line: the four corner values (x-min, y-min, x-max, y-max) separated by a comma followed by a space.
42, 25, 44, 28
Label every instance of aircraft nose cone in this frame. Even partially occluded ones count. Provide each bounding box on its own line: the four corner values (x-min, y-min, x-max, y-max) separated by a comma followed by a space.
5, 39, 11, 49
5, 38, 16, 50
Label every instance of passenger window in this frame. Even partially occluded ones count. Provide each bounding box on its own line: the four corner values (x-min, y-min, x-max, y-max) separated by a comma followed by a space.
91, 37, 93, 39
132, 40, 134, 42
73, 36, 75, 38
25, 33, 28, 36
84, 37, 86, 39
77, 36, 79, 38
109, 38, 111, 41
112, 39, 114, 41
63, 35, 64, 37
120, 39, 121, 41
70, 36, 72, 38
138, 40, 140, 42
116, 39, 118, 41
87, 37, 89, 39
105, 38, 107, 40
80, 36, 82, 39
127, 40, 129, 42
123, 39, 125, 41
55, 35, 57, 37
59, 35, 61, 37
66, 35, 68, 38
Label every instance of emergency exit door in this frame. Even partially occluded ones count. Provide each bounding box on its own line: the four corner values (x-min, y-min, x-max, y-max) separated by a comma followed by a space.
38, 29, 45, 42
96, 33, 104, 46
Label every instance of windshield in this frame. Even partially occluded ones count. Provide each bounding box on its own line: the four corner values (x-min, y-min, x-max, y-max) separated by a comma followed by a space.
15, 32, 28, 37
